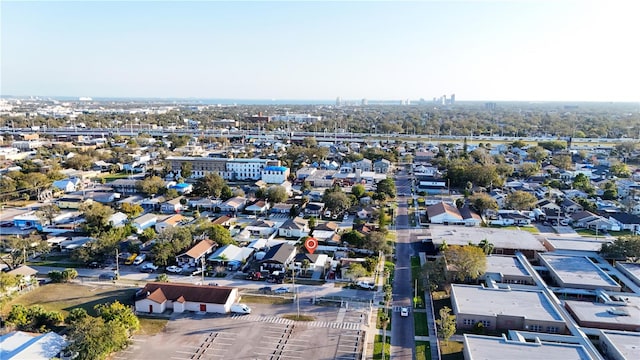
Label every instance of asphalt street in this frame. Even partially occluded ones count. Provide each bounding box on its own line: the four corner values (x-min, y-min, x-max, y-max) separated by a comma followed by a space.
389, 171, 417, 360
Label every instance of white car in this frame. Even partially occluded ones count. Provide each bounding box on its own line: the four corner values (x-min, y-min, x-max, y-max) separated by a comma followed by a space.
273, 287, 289, 294
400, 307, 409, 317
140, 263, 158, 272
356, 281, 376, 290
166, 265, 182, 274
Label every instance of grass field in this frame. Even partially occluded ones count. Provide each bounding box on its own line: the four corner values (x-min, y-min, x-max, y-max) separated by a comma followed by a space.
1, 283, 167, 335
414, 311, 429, 336
240, 294, 294, 305
373, 335, 391, 360
416, 341, 432, 360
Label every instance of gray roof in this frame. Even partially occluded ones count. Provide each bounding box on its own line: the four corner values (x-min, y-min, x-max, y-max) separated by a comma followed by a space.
261, 243, 296, 264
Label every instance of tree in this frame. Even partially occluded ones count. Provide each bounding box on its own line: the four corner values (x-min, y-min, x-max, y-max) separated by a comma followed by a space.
66, 315, 130, 360
120, 202, 143, 218
220, 185, 234, 200
505, 190, 538, 210
0, 272, 21, 293
478, 239, 494, 255
180, 162, 193, 179
346, 263, 368, 279
341, 230, 364, 247
302, 137, 317, 148
65, 154, 94, 171
421, 257, 447, 291
520, 162, 540, 178
193, 173, 226, 198
7, 304, 63, 332
469, 192, 498, 217
351, 184, 366, 199
602, 181, 618, 200
378, 207, 390, 231
308, 216, 317, 230
81, 202, 114, 234
266, 185, 288, 204
551, 154, 573, 170
196, 223, 234, 246
610, 162, 631, 178
436, 306, 456, 342
156, 273, 169, 282
136, 176, 166, 197
443, 245, 487, 281
36, 204, 60, 225
600, 236, 640, 262
49, 268, 78, 283
0, 236, 34, 269
94, 300, 140, 335
526, 146, 548, 163
365, 231, 392, 254
572, 173, 593, 193
323, 191, 351, 214
66, 308, 89, 325
376, 178, 397, 199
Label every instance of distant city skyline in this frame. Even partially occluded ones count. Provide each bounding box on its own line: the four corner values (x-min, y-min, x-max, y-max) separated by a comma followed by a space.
2, 1, 639, 102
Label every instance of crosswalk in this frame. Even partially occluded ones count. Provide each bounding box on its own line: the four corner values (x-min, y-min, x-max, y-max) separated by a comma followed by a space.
231, 315, 362, 330
392, 305, 411, 313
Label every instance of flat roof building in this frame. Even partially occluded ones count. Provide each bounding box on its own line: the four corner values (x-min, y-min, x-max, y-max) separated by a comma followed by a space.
598, 330, 640, 360
542, 237, 610, 252
616, 262, 640, 288
463, 334, 592, 360
538, 253, 621, 292
480, 256, 534, 285
564, 297, 640, 332
427, 225, 546, 258
451, 284, 567, 334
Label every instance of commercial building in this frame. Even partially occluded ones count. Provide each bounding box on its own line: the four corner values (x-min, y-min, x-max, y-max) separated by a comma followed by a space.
481, 256, 535, 285
463, 334, 592, 360
564, 297, 640, 332
451, 284, 567, 334
167, 156, 282, 181
598, 330, 640, 360
538, 253, 621, 292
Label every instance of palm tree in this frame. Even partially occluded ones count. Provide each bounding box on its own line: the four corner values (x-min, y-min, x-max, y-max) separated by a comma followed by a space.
301, 259, 310, 276
478, 239, 494, 255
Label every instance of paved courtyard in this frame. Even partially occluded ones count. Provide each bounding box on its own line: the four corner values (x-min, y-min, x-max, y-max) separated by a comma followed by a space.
114, 303, 370, 360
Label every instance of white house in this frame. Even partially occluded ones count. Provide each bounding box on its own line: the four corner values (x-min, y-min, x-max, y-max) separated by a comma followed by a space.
278, 217, 309, 238
52, 178, 81, 193
134, 283, 238, 314
108, 212, 128, 228
132, 213, 158, 234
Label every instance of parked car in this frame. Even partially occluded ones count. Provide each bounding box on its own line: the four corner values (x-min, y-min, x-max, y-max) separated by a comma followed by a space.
133, 254, 147, 265
166, 265, 182, 274
99, 272, 118, 280
400, 307, 409, 317
87, 261, 102, 269
273, 287, 289, 294
246, 272, 265, 281
258, 286, 272, 293
356, 281, 376, 290
140, 263, 158, 273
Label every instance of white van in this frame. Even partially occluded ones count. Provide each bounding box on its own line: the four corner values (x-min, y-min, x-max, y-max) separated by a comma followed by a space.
230, 303, 251, 314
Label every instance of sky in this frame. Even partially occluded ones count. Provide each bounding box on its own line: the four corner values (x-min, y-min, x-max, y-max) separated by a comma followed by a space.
2, 0, 639, 102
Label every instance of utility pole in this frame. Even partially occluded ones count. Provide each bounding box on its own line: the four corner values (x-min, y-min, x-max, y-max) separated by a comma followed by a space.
115, 248, 120, 279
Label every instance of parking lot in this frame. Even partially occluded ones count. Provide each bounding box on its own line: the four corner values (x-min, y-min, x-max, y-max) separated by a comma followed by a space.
114, 302, 370, 360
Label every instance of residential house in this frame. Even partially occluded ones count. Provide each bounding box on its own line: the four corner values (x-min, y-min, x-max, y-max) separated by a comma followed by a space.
487, 211, 532, 227
56, 194, 93, 209
176, 239, 217, 267
52, 178, 81, 193
109, 179, 139, 195
414, 151, 437, 163
12, 213, 44, 231
537, 199, 561, 212
140, 196, 166, 212
211, 215, 234, 228
560, 198, 583, 214
373, 159, 391, 174
293, 253, 328, 275
134, 282, 238, 314
246, 200, 270, 215
427, 202, 464, 225
132, 213, 158, 234
313, 221, 341, 245
245, 220, 277, 238
570, 211, 601, 228
352, 223, 374, 238
169, 182, 193, 194
278, 217, 309, 238
188, 197, 221, 211
352, 158, 373, 172
108, 212, 128, 228
161, 197, 184, 214
155, 214, 186, 233
5, 266, 38, 291
207, 244, 254, 267
271, 203, 293, 214
219, 196, 247, 213
260, 243, 297, 272
305, 202, 325, 217
459, 206, 482, 226
609, 213, 640, 234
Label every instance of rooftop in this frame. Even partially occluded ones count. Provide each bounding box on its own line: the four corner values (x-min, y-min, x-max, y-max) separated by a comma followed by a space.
429, 225, 546, 252
538, 254, 620, 289
544, 237, 609, 252
565, 298, 640, 329
484, 256, 531, 278
463, 334, 591, 360
600, 330, 640, 360
451, 284, 564, 322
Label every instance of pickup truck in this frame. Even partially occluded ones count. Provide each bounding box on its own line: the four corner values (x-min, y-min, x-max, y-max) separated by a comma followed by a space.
356, 281, 376, 290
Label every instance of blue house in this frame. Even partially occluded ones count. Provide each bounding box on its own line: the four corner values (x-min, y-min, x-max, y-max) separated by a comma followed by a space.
170, 182, 193, 194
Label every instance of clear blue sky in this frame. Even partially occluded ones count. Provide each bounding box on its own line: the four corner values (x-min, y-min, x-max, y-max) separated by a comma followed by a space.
2, 1, 639, 102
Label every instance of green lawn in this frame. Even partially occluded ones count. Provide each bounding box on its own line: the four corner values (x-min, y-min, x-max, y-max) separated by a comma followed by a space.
416, 341, 432, 360
1, 283, 167, 335
576, 228, 631, 237
489, 225, 540, 234
414, 311, 429, 336
376, 308, 392, 330
373, 335, 391, 360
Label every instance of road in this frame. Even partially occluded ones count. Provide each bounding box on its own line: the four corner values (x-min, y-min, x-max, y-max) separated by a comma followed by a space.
389, 170, 417, 360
